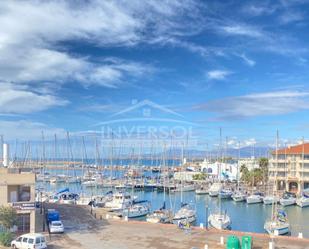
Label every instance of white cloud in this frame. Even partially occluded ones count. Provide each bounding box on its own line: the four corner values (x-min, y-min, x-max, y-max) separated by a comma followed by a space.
237, 54, 256, 66
278, 11, 304, 24
207, 70, 231, 80
221, 24, 263, 38
0, 83, 68, 114
0, 120, 66, 140
195, 90, 309, 119
0, 0, 201, 114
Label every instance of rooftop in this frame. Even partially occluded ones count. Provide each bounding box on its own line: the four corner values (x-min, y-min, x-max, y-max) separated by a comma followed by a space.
273, 143, 309, 155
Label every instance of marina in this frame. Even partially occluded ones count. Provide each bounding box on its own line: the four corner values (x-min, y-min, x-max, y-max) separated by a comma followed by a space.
35, 165, 309, 238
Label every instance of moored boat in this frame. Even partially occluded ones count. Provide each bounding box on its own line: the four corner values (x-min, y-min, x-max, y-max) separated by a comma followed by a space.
246, 192, 263, 204
296, 190, 309, 208
263, 195, 279, 205
208, 212, 231, 230
172, 203, 196, 224
232, 191, 246, 202
280, 192, 296, 207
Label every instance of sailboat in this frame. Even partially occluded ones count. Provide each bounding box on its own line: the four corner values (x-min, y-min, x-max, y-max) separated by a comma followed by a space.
146, 202, 173, 223
232, 142, 246, 202
296, 189, 309, 208
147, 146, 173, 223
209, 182, 222, 197
279, 192, 296, 206
208, 129, 231, 230
172, 144, 197, 225
122, 200, 150, 218
264, 131, 290, 235
232, 191, 246, 202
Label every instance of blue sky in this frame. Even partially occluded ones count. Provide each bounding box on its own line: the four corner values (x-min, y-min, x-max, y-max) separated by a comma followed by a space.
1, 0, 309, 151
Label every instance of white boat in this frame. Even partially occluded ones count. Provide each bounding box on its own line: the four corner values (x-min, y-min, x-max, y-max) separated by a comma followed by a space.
264, 210, 290, 235
296, 190, 309, 208
280, 192, 296, 206
263, 195, 279, 205
146, 209, 173, 223
172, 203, 196, 224
209, 183, 222, 197
104, 192, 134, 211
49, 177, 57, 184
195, 187, 208, 195
66, 176, 81, 184
76, 196, 93, 206
219, 189, 233, 199
122, 201, 150, 218
171, 184, 195, 193
82, 179, 97, 187
232, 191, 246, 202
208, 212, 231, 230
246, 193, 263, 204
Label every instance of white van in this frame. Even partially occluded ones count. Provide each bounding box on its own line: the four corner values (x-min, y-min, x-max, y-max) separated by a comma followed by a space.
11, 233, 47, 249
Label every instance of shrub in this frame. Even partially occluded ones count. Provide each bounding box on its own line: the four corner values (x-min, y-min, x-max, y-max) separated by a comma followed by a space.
0, 232, 14, 247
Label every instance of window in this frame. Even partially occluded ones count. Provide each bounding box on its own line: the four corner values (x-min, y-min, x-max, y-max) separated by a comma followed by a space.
28, 238, 34, 244
16, 237, 22, 242
17, 214, 30, 233
41, 237, 45, 243
36, 237, 40, 244
22, 237, 28, 243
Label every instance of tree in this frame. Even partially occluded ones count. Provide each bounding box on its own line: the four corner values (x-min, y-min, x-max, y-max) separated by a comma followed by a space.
0, 206, 17, 230
259, 157, 269, 184
193, 173, 207, 181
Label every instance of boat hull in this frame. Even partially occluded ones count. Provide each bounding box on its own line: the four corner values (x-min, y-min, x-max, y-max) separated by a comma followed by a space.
296, 198, 309, 207
280, 198, 296, 206
208, 214, 231, 230
264, 221, 290, 235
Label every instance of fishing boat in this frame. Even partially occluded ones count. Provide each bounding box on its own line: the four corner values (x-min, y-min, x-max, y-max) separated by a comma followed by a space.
232, 191, 246, 202
219, 189, 233, 199
208, 211, 231, 230
264, 209, 290, 235
296, 189, 309, 208
263, 195, 279, 205
172, 203, 196, 224
122, 201, 150, 218
246, 192, 263, 204
280, 192, 296, 206
209, 183, 222, 197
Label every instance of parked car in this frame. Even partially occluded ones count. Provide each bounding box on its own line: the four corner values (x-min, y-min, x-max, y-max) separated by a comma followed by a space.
11, 233, 47, 249
50, 220, 64, 233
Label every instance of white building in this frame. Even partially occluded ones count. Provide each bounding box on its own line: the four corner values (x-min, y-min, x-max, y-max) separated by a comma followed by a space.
200, 159, 239, 181
237, 157, 259, 171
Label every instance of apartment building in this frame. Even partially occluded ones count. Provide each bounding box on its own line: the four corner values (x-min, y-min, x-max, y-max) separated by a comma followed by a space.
0, 168, 36, 233
269, 143, 309, 194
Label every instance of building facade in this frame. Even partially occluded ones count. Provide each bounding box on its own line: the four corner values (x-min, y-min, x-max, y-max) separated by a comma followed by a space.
269, 143, 309, 194
0, 168, 36, 233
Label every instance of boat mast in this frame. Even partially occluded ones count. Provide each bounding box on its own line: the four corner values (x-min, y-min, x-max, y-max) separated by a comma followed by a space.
219, 127, 222, 214
181, 142, 184, 204
271, 130, 279, 221
237, 141, 240, 190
